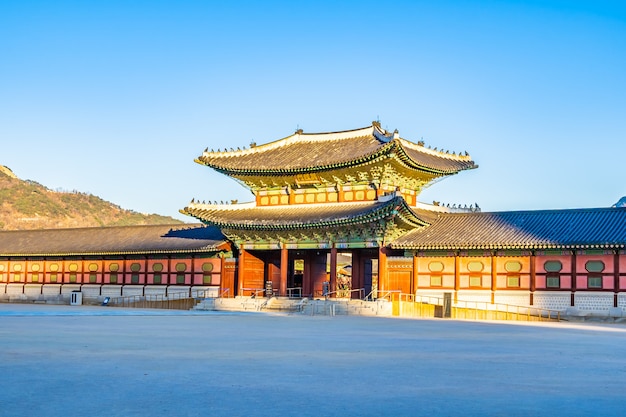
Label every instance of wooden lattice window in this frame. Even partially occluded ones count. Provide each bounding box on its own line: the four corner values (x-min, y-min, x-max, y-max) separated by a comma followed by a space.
506, 275, 520, 288
49, 263, 59, 282
546, 276, 560, 288
469, 274, 482, 288
31, 264, 40, 282
130, 263, 141, 284
544, 261, 562, 272
88, 263, 99, 283
587, 276, 602, 289
585, 261, 605, 273
430, 275, 442, 287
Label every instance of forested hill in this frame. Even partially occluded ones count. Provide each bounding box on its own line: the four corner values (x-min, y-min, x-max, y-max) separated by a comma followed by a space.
0, 165, 183, 230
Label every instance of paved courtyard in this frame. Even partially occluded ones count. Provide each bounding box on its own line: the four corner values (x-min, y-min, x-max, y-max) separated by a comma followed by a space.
1, 304, 626, 417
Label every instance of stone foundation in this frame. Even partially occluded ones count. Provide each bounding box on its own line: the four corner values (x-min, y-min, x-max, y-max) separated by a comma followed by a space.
531, 291, 571, 311
122, 286, 144, 297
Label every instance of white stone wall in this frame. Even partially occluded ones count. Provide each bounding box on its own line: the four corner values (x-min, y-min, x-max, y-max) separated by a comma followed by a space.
122, 286, 144, 297
61, 284, 81, 294
167, 286, 190, 297
574, 292, 613, 312
101, 285, 122, 297
456, 290, 492, 306
415, 290, 446, 302
494, 291, 531, 307
191, 286, 218, 297
533, 291, 570, 311
618, 294, 626, 312
6, 284, 24, 295
144, 285, 167, 297
24, 284, 42, 297
42, 284, 62, 297
80, 285, 102, 298
60, 284, 82, 302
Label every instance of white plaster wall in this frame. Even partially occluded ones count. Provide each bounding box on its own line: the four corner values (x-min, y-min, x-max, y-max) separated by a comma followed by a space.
494, 291, 531, 307
533, 291, 570, 311
415, 290, 446, 302
144, 285, 167, 296
24, 284, 42, 297
456, 290, 492, 306
80, 285, 101, 297
167, 286, 190, 297
42, 284, 62, 297
122, 286, 144, 297
191, 286, 218, 297
6, 284, 24, 295
101, 285, 122, 297
61, 284, 81, 294
574, 292, 613, 312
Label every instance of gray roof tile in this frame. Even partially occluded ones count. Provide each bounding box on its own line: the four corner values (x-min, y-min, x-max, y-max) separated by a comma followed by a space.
0, 224, 227, 256
391, 207, 626, 250
197, 125, 476, 175
182, 196, 429, 230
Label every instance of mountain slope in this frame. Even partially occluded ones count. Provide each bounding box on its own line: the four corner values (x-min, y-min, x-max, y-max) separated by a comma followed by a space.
0, 166, 183, 230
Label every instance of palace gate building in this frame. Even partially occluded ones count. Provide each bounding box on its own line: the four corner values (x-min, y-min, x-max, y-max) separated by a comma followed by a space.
1, 122, 626, 314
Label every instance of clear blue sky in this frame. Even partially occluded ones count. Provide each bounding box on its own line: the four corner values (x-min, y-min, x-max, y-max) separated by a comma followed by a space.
1, 1, 625, 221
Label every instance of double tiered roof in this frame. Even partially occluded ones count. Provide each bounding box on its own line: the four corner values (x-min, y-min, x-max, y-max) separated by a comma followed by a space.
184, 122, 478, 249
195, 122, 476, 191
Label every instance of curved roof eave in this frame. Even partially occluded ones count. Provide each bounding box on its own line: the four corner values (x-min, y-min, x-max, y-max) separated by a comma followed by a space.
0, 247, 226, 258
195, 123, 477, 176
182, 195, 431, 232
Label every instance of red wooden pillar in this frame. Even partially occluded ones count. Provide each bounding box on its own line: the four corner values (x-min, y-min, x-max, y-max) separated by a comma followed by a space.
330, 246, 338, 297
238, 249, 246, 296
571, 251, 577, 307
490, 253, 497, 304
530, 253, 536, 305
378, 246, 387, 296
351, 251, 361, 299
412, 253, 419, 296
288, 186, 296, 205
220, 255, 226, 297
614, 251, 620, 308
303, 251, 312, 297
454, 253, 460, 304
280, 246, 288, 296
337, 185, 345, 202
376, 182, 385, 199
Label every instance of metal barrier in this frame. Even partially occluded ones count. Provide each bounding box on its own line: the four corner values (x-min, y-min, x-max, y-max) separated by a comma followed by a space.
107, 289, 213, 310
107, 287, 562, 321
286, 287, 303, 298
323, 288, 364, 300
240, 288, 265, 298
394, 295, 562, 322
365, 290, 402, 301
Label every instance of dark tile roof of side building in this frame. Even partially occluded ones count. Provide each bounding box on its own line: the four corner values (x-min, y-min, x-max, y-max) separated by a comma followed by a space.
0, 224, 229, 256
391, 207, 626, 250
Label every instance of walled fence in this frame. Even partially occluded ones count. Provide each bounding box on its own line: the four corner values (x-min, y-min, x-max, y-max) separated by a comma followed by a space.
106, 289, 217, 310
2, 283, 626, 321
0, 283, 220, 305
190, 295, 562, 322
392, 297, 562, 322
